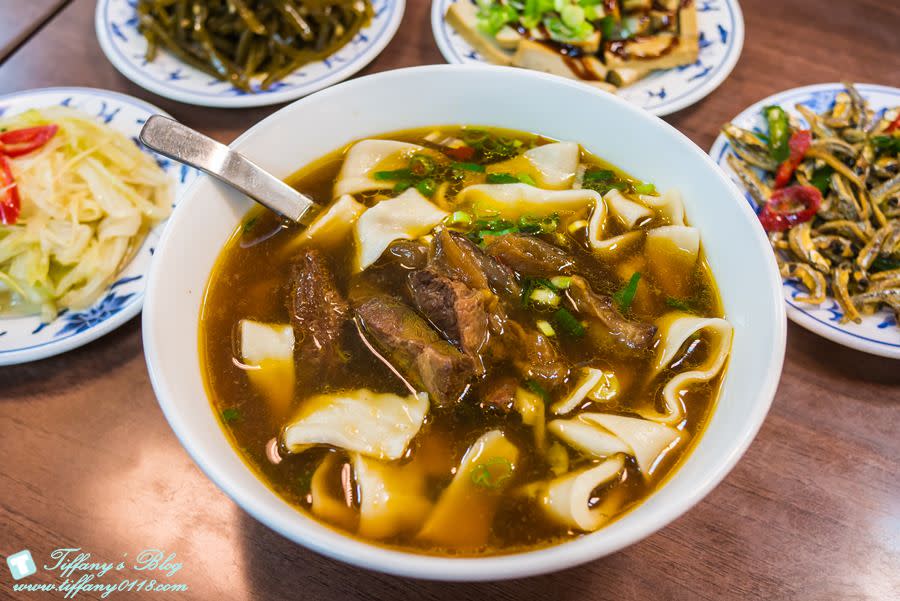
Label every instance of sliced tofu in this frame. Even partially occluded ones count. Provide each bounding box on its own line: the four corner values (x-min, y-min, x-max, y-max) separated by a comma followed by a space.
512, 39, 608, 83
603, 5, 699, 79
445, 2, 513, 66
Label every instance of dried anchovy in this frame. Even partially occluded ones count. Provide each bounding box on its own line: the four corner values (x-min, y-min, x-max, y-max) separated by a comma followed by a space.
724, 82, 900, 327
136, 0, 373, 91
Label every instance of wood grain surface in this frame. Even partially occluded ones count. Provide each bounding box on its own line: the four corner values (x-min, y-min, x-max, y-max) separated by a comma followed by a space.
1, 1, 899, 600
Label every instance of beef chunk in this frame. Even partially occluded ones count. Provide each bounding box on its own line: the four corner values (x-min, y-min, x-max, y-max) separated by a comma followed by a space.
486, 234, 575, 277
355, 296, 474, 407
504, 320, 569, 385
478, 376, 518, 413
567, 276, 657, 351
408, 269, 490, 373
288, 248, 350, 377
430, 230, 521, 301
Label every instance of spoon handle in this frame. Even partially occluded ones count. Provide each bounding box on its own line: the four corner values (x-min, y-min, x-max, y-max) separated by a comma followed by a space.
139, 115, 315, 223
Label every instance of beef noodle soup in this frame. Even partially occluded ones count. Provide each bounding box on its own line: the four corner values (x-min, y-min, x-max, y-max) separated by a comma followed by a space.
200, 127, 732, 556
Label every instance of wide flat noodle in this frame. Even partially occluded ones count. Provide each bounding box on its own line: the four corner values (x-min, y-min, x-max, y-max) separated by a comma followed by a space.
417, 430, 518, 548
551, 413, 682, 476
334, 139, 424, 197
457, 183, 601, 218
524, 142, 580, 189
283, 389, 429, 460
533, 455, 625, 531
642, 313, 734, 425
353, 455, 431, 539
354, 188, 448, 271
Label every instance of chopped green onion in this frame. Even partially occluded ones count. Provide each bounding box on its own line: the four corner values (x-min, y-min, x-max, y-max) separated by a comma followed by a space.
529, 287, 560, 307
415, 178, 436, 197
486, 172, 521, 184
549, 276, 572, 289
665, 297, 693, 311
242, 215, 258, 233
584, 169, 615, 182
516, 173, 537, 186
222, 408, 240, 422
613, 272, 641, 312
409, 153, 436, 176
393, 181, 413, 193
553, 307, 585, 337
373, 168, 413, 181
633, 182, 657, 195
452, 161, 486, 172
448, 211, 473, 226
525, 379, 549, 401
536, 319, 556, 337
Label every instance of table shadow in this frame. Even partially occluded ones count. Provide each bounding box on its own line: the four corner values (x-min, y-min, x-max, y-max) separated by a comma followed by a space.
0, 313, 142, 401
786, 322, 900, 389
237, 510, 601, 601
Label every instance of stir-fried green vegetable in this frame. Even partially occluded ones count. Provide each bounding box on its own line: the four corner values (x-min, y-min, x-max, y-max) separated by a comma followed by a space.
136, 0, 373, 91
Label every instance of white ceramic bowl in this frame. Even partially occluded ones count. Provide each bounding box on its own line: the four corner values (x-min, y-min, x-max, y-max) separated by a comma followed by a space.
143, 65, 786, 581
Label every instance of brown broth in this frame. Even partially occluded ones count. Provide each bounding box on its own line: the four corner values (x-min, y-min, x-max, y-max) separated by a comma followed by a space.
199, 126, 726, 556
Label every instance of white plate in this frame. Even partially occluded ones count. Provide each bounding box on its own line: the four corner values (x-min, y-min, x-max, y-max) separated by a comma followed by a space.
0, 87, 199, 365
430, 0, 744, 116
710, 83, 900, 359
95, 0, 406, 108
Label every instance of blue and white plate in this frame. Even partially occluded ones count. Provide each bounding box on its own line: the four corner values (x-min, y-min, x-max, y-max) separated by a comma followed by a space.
0, 88, 199, 365
430, 0, 743, 116
710, 83, 900, 359
95, 0, 406, 108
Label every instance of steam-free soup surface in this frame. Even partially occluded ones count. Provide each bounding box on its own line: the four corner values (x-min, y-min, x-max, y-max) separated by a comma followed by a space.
200, 127, 730, 555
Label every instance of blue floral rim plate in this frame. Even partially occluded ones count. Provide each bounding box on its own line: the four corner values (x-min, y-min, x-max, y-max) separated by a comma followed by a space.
710, 83, 900, 359
430, 0, 744, 117
95, 0, 406, 108
0, 88, 199, 366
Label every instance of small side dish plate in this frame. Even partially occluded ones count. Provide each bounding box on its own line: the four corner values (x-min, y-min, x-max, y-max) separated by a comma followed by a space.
710, 83, 900, 359
430, 0, 744, 117
0, 88, 198, 366
95, 0, 406, 108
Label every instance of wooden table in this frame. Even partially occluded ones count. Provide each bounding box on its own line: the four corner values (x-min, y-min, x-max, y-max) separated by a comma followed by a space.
1, 1, 898, 599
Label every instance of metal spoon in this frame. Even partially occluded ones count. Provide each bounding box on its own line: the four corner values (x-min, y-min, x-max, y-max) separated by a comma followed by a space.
139, 115, 315, 223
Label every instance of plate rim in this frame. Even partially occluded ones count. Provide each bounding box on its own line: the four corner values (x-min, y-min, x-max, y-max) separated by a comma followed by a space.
0, 86, 189, 365
428, 0, 745, 117
94, 0, 407, 109
709, 81, 900, 360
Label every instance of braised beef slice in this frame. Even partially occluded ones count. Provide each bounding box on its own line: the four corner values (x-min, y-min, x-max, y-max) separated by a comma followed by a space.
504, 320, 569, 384
430, 230, 521, 301
478, 376, 518, 413
288, 248, 350, 377
567, 276, 657, 351
407, 269, 490, 373
486, 234, 575, 277
355, 296, 474, 407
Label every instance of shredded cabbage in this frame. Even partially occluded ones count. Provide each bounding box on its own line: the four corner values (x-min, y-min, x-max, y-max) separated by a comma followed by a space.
0, 107, 172, 321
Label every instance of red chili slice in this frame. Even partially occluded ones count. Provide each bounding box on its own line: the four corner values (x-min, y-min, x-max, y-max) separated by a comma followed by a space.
0, 155, 21, 225
886, 113, 900, 133
0, 124, 58, 158
445, 145, 475, 161
757, 185, 822, 232
774, 129, 812, 189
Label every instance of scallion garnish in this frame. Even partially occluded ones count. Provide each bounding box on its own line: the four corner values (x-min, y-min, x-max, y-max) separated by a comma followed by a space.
552, 307, 585, 337
613, 272, 641, 312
